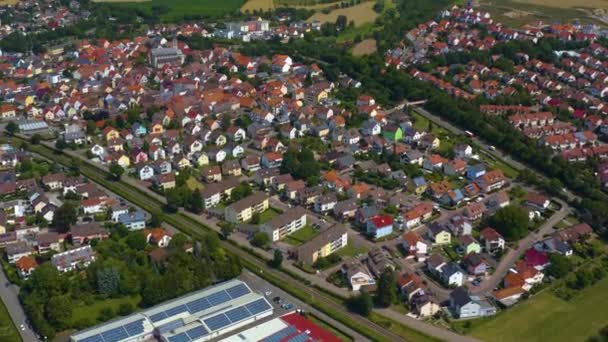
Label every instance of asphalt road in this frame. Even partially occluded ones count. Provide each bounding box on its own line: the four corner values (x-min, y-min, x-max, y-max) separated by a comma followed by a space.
470, 203, 569, 295
0, 268, 39, 342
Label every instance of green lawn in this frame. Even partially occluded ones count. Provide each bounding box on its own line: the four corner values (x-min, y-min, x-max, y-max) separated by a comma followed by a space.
283, 225, 319, 246
336, 243, 368, 257
258, 207, 282, 224
468, 276, 608, 342
186, 177, 205, 191
71, 295, 141, 325
0, 298, 21, 342
483, 153, 519, 179
98, 0, 244, 21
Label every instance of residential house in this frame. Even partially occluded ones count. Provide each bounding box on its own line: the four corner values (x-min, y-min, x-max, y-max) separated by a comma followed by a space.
401, 231, 428, 261
466, 164, 486, 180
16, 256, 38, 278
144, 228, 173, 248
341, 263, 375, 291
333, 199, 358, 220
462, 253, 487, 276
5, 241, 35, 264
260, 206, 307, 242
526, 192, 550, 211
460, 235, 481, 255
397, 273, 424, 300
367, 215, 394, 239
314, 194, 338, 214
427, 223, 451, 245
449, 287, 496, 319
37, 232, 61, 253
51, 245, 96, 273
440, 262, 465, 287
480, 227, 505, 254
296, 224, 347, 265
118, 211, 147, 230
224, 192, 269, 223
71, 223, 109, 246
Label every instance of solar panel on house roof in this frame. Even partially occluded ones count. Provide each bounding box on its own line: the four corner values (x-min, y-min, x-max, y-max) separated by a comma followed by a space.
206, 290, 231, 306
165, 304, 188, 317
245, 298, 272, 315
157, 319, 185, 334
204, 313, 232, 331
123, 319, 145, 336
101, 326, 128, 341
80, 335, 105, 342
226, 283, 250, 299
225, 307, 251, 323
185, 325, 208, 340
186, 296, 211, 313
287, 332, 310, 342
168, 332, 190, 342
149, 311, 168, 322
262, 325, 298, 342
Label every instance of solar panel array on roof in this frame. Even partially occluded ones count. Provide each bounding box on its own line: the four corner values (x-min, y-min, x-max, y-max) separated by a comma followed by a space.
287, 332, 310, 342
158, 319, 185, 334
150, 283, 251, 323
78, 319, 145, 342
202, 298, 272, 333
262, 325, 298, 342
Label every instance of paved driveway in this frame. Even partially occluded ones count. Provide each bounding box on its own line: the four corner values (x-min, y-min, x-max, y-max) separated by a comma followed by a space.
0, 268, 40, 341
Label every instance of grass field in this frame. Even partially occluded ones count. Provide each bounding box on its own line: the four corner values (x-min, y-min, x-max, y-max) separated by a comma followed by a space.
335, 243, 368, 257
352, 38, 377, 56
479, 0, 606, 27
241, 0, 274, 12
95, 0, 244, 21
307, 1, 380, 27
467, 276, 608, 342
71, 296, 141, 325
186, 176, 205, 191
0, 0, 18, 5
258, 207, 282, 224
283, 225, 319, 245
0, 299, 21, 342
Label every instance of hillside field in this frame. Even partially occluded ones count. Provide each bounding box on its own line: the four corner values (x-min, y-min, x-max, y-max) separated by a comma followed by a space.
307, 1, 380, 27
93, 0, 244, 20
479, 0, 608, 27
465, 276, 608, 342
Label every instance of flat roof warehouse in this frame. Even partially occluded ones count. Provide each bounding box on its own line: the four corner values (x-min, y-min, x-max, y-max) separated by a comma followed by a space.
70, 279, 273, 342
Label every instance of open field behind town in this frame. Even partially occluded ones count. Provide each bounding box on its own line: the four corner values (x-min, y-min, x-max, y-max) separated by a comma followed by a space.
467, 276, 608, 342
352, 38, 377, 56
241, 0, 274, 12
307, 1, 379, 26
95, 0, 244, 20
0, 0, 18, 5
0, 299, 21, 342
480, 0, 608, 27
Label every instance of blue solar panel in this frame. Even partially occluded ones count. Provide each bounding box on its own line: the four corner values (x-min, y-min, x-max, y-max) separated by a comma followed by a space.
207, 290, 231, 306
79, 335, 105, 342
245, 298, 272, 315
186, 325, 208, 340
225, 307, 251, 323
101, 326, 128, 341
287, 332, 310, 342
165, 304, 188, 317
226, 284, 250, 299
262, 325, 298, 342
168, 332, 190, 342
158, 319, 185, 334
149, 311, 168, 322
123, 319, 145, 336
186, 296, 211, 314
204, 313, 231, 331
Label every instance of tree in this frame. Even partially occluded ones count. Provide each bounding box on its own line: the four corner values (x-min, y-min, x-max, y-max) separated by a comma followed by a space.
5, 121, 18, 136
375, 268, 397, 307
189, 189, 204, 214
251, 212, 261, 225
251, 232, 270, 249
169, 233, 188, 249
231, 182, 253, 202
486, 205, 529, 241
45, 295, 72, 330
30, 134, 41, 145
546, 253, 572, 279
97, 267, 121, 297
55, 139, 68, 150
220, 224, 235, 238
52, 202, 78, 232
118, 302, 135, 316
126, 232, 148, 251
335, 15, 347, 30
109, 162, 124, 181
346, 291, 373, 316
269, 250, 283, 268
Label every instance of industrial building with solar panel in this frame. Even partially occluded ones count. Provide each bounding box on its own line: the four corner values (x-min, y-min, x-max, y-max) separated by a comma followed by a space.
70, 279, 274, 342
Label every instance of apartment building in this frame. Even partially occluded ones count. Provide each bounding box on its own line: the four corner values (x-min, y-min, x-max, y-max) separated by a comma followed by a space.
260, 206, 307, 242
224, 192, 269, 223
